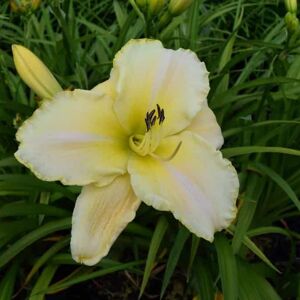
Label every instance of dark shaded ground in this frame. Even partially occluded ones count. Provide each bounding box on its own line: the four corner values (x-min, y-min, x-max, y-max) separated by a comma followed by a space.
46, 270, 191, 300
44, 216, 299, 300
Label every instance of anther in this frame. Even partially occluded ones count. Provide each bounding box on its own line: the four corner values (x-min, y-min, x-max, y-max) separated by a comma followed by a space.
145, 109, 156, 131
159, 109, 165, 124
144, 105, 166, 131
148, 109, 156, 120
151, 115, 157, 127
145, 117, 151, 131
156, 104, 161, 116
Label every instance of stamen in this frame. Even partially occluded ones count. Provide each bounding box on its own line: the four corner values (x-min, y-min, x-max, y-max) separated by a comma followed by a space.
150, 141, 182, 162
145, 117, 151, 132
148, 109, 156, 120
145, 109, 157, 132
159, 109, 165, 124
144, 105, 166, 131
136, 105, 167, 156
156, 104, 161, 116
151, 115, 157, 127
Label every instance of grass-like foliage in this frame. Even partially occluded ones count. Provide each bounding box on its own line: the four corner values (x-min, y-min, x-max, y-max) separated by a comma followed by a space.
0, 0, 299, 299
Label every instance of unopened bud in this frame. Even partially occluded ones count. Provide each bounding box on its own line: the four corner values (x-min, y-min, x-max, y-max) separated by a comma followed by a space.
148, 0, 165, 15
12, 45, 62, 99
285, 0, 297, 14
285, 12, 299, 32
214, 292, 224, 300
168, 0, 193, 16
10, 0, 41, 13
136, 0, 166, 16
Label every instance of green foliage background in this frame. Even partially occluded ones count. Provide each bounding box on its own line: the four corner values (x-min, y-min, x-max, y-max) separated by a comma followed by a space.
0, 0, 299, 299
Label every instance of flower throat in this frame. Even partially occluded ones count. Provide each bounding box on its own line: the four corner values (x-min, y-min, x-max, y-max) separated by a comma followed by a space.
129, 105, 182, 160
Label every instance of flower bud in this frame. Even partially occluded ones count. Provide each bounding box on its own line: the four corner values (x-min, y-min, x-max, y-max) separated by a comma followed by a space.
10, 0, 41, 13
214, 292, 224, 300
148, 0, 165, 15
285, 0, 297, 14
168, 0, 193, 16
135, 0, 166, 16
12, 45, 62, 99
285, 12, 299, 32
135, 0, 147, 10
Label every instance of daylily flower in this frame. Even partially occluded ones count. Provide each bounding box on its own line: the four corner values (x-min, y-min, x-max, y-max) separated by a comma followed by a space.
13, 39, 239, 266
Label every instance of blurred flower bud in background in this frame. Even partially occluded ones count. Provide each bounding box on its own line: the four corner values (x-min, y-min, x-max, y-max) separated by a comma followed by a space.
135, 0, 166, 16
214, 292, 224, 300
285, 0, 297, 14
285, 12, 299, 32
192, 292, 224, 300
134, 0, 193, 31
10, 0, 41, 13
168, 0, 192, 16
284, 0, 299, 33
148, 0, 165, 15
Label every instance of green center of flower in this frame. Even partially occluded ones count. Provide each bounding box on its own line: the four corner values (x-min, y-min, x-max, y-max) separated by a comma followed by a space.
129, 105, 165, 156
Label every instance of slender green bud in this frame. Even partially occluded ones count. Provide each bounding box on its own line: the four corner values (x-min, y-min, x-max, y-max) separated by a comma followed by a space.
158, 10, 172, 28
136, 0, 166, 16
148, 0, 165, 15
12, 45, 62, 99
168, 0, 193, 16
285, 12, 299, 32
285, 0, 297, 14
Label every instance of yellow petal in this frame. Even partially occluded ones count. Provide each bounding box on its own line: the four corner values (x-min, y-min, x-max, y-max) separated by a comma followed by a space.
71, 175, 141, 266
15, 89, 128, 186
12, 45, 62, 99
111, 39, 209, 136
186, 103, 224, 149
91, 79, 116, 100
128, 131, 239, 241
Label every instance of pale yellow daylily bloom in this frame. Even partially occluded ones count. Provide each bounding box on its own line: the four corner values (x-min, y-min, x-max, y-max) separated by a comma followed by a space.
14, 39, 239, 266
